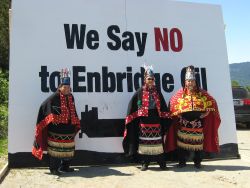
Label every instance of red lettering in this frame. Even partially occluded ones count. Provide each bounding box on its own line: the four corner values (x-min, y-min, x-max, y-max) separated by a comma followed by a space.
154, 27, 169, 51
170, 28, 183, 52
154, 27, 183, 52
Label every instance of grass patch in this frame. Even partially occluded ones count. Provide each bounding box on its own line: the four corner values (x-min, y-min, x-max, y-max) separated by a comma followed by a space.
0, 137, 7, 157
0, 137, 7, 169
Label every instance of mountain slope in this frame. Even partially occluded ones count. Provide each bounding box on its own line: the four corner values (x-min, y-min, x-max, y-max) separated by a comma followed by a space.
229, 62, 250, 86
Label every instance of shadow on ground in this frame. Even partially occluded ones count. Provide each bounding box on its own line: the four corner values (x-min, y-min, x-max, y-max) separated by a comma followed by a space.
45, 166, 133, 178
167, 163, 250, 172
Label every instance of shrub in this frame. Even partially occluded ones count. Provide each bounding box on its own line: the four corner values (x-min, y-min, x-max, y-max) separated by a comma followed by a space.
0, 71, 8, 139
0, 105, 8, 138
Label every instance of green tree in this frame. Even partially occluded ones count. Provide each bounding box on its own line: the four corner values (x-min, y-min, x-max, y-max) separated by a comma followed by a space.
231, 80, 240, 87
246, 86, 250, 98
0, 0, 10, 70
246, 86, 250, 92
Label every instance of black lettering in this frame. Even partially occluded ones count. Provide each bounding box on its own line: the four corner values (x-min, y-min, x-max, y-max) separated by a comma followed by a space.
126, 67, 133, 92
102, 67, 116, 92
107, 25, 121, 50
135, 32, 147, 57
64, 24, 86, 49
116, 72, 126, 92
195, 68, 201, 88
87, 72, 101, 92
49, 71, 60, 92
122, 32, 134, 51
134, 68, 144, 90
154, 73, 161, 91
40, 66, 177, 94
181, 67, 185, 88
86, 30, 99, 50
73, 66, 86, 92
39, 66, 50, 92
162, 73, 174, 92
201, 68, 207, 91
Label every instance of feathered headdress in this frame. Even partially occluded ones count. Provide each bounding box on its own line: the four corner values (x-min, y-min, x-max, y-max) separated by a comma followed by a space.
60, 68, 71, 85
143, 64, 154, 78
185, 65, 196, 80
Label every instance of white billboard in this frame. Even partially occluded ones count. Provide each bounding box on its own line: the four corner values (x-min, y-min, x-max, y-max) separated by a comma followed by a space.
9, 0, 237, 166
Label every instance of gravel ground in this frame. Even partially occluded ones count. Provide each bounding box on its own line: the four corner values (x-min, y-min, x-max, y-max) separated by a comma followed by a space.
0, 155, 7, 170
1, 129, 250, 188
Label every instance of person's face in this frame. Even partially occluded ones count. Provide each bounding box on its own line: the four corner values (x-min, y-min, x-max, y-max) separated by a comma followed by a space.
185, 79, 196, 91
59, 85, 71, 95
145, 76, 155, 87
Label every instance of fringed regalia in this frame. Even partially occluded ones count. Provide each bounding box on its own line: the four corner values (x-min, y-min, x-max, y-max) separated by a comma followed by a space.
32, 91, 80, 160
123, 86, 170, 161
165, 88, 221, 153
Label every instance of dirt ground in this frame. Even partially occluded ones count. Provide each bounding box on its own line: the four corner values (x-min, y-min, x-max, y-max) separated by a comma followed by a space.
1, 128, 250, 188
0, 155, 7, 170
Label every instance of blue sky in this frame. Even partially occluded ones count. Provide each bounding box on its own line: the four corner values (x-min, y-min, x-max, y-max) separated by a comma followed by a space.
178, 0, 250, 64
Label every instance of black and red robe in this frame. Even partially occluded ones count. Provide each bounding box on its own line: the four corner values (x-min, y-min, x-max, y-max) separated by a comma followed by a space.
123, 86, 171, 160
32, 91, 80, 160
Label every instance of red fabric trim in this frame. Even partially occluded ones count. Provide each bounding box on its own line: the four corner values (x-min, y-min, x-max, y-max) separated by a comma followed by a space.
203, 112, 221, 152
125, 87, 170, 125
164, 118, 178, 152
180, 127, 203, 133
67, 94, 81, 125
125, 111, 139, 125
32, 146, 43, 160
123, 129, 127, 138
159, 111, 171, 118
140, 130, 161, 133
58, 93, 80, 125
140, 123, 160, 128
35, 114, 53, 139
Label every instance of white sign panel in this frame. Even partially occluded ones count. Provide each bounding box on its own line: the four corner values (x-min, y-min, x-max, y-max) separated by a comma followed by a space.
9, 0, 237, 164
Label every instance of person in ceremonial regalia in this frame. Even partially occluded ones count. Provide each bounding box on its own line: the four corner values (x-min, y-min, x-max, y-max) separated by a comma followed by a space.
165, 65, 221, 169
123, 65, 171, 171
32, 68, 80, 175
